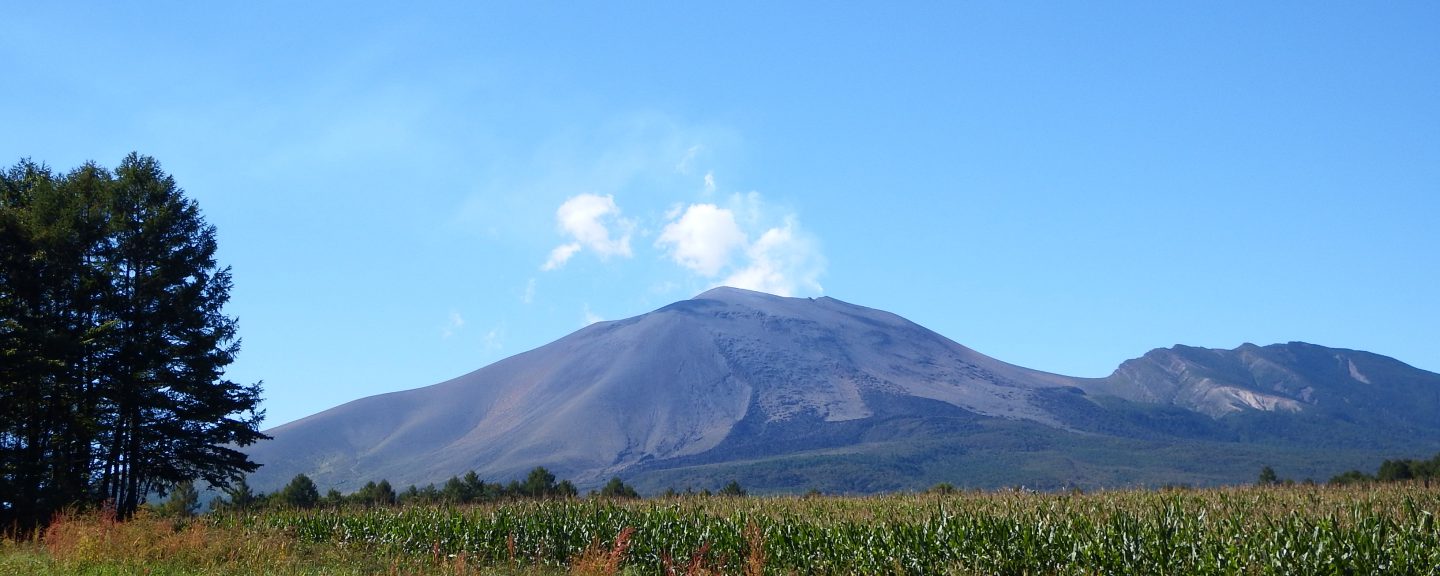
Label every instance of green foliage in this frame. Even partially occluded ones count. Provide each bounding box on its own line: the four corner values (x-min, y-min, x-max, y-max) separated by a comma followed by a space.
1257, 465, 1280, 485
1330, 469, 1374, 485
280, 474, 319, 509
442, 476, 468, 502
718, 480, 746, 497
222, 476, 259, 511
507, 466, 578, 499
463, 470, 485, 494
1330, 452, 1440, 486
556, 480, 578, 498
425, 469, 492, 505
0, 155, 266, 527
1379, 459, 1416, 482
523, 466, 557, 498
926, 482, 958, 495
333, 479, 399, 507
161, 480, 201, 518
599, 477, 640, 499
236, 468, 592, 511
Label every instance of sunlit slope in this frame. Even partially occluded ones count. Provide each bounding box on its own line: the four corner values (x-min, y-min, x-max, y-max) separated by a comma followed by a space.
246, 288, 1440, 493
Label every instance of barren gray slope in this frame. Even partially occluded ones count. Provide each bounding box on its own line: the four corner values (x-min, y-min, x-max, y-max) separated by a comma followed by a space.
245, 289, 1440, 494
245, 287, 1082, 492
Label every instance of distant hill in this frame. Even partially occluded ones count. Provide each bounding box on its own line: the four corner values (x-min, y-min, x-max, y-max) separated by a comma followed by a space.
244, 287, 1440, 494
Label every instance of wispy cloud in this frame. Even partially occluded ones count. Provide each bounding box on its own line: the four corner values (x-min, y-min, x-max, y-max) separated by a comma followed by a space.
441, 310, 465, 339
583, 305, 603, 326
676, 144, 702, 174
542, 243, 582, 271
541, 193, 633, 270
522, 278, 536, 304
482, 325, 504, 352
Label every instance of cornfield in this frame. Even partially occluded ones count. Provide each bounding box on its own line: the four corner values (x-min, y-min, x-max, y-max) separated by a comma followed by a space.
185, 483, 1440, 575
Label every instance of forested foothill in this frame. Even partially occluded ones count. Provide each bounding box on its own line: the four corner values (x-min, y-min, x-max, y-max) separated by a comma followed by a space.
0, 155, 267, 530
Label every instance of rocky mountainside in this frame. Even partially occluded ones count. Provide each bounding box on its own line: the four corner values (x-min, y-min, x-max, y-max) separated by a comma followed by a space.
244, 288, 1440, 494
1090, 342, 1440, 424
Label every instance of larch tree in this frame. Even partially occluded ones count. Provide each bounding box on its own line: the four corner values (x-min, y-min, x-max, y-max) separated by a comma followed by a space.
0, 154, 267, 528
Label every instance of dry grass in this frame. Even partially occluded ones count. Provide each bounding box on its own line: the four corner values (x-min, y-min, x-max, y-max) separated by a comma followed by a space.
569, 526, 634, 576
10, 506, 547, 575
40, 506, 300, 572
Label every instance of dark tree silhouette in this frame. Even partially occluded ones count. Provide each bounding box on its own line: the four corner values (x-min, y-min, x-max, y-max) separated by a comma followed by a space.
0, 155, 266, 526
599, 476, 640, 499
280, 474, 320, 509
1257, 466, 1279, 486
720, 480, 747, 497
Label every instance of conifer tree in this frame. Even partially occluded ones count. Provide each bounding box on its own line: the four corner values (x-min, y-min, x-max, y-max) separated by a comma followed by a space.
0, 154, 266, 526
280, 474, 319, 509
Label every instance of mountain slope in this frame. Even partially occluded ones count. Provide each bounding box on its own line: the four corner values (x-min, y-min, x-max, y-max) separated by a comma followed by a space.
245, 288, 1440, 493
1091, 342, 1440, 425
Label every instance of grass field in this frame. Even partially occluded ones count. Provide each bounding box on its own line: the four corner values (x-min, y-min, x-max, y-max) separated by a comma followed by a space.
4, 483, 1438, 575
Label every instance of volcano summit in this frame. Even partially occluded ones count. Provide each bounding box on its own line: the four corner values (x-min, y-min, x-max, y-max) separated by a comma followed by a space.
246, 288, 1440, 494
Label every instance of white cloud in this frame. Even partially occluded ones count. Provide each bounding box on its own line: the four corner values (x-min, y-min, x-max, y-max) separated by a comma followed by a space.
703, 171, 716, 194
522, 278, 536, 304
583, 305, 603, 326
722, 217, 825, 297
655, 203, 748, 277
542, 193, 633, 270
542, 243, 581, 271
483, 326, 504, 352
653, 191, 825, 297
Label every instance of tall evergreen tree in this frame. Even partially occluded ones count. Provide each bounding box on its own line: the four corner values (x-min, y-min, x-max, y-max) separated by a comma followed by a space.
280, 474, 319, 509
93, 154, 267, 517
161, 480, 201, 518
1, 160, 111, 527
523, 466, 557, 497
599, 476, 640, 499
224, 475, 258, 510
0, 159, 58, 528
0, 154, 266, 527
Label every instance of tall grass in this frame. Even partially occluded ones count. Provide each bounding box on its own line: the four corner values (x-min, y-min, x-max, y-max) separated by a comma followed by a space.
5, 483, 1438, 575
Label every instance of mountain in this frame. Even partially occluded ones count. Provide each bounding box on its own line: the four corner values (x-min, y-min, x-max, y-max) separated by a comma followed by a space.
244, 287, 1440, 494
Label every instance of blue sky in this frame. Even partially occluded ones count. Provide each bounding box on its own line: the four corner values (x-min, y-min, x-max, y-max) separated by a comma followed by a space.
4, 2, 1437, 428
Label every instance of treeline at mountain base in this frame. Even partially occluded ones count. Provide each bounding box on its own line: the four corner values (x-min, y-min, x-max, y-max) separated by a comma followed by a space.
199, 468, 723, 514
1328, 452, 1440, 486
0, 155, 265, 531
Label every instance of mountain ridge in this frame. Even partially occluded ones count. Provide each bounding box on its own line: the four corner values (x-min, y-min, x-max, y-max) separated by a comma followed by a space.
245, 287, 1440, 494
